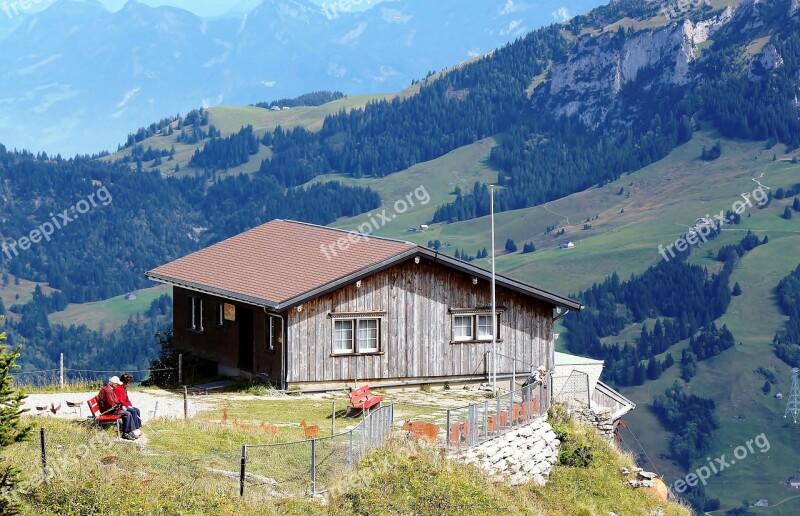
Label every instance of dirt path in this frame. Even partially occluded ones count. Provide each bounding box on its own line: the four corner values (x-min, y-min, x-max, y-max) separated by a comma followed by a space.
21, 389, 212, 420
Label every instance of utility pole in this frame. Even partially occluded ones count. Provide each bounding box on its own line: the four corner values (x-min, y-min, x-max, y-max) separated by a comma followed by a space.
490, 185, 497, 394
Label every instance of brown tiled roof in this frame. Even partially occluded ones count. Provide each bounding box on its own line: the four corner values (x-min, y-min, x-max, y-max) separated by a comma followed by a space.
146, 220, 416, 307
147, 219, 582, 311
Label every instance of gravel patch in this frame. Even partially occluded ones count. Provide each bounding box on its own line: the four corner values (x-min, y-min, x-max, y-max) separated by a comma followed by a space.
21, 389, 212, 421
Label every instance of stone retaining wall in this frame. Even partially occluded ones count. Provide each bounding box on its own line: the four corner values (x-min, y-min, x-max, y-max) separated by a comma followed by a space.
457, 418, 559, 486
570, 406, 615, 441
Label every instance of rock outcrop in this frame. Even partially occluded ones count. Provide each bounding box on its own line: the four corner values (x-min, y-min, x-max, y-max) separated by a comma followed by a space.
546, 9, 731, 127
749, 43, 785, 79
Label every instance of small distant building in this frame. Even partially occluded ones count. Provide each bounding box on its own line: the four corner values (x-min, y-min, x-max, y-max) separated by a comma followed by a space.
407, 227, 417, 233
281, 107, 291, 110
561, 241, 575, 250
776, 392, 784, 399
125, 292, 137, 300
695, 217, 713, 227
788, 475, 800, 488
754, 499, 769, 507
419, 224, 430, 231
270, 106, 281, 111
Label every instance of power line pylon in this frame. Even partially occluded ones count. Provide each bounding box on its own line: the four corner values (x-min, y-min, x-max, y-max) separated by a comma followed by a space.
785, 368, 800, 424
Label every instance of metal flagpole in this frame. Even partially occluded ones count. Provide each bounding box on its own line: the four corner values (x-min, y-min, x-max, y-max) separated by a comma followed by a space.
490, 185, 497, 394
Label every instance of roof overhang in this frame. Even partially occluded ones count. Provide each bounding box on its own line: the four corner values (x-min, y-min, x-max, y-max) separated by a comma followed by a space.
595, 380, 637, 419
146, 246, 582, 312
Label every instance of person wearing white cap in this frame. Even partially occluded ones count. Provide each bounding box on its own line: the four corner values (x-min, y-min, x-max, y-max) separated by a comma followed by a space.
97, 376, 138, 440
114, 373, 143, 437
521, 365, 548, 407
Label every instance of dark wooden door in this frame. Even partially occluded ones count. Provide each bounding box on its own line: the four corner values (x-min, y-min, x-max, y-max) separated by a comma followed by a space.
238, 307, 254, 370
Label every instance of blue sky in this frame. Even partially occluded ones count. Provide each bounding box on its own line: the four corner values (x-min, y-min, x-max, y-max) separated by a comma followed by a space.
1, 1, 591, 38
97, 0, 384, 17
0, 0, 386, 37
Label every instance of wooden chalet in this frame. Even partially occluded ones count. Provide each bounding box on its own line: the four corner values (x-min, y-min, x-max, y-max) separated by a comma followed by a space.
146, 220, 582, 389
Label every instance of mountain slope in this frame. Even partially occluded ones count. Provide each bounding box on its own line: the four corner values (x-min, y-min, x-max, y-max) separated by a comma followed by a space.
0, 0, 604, 155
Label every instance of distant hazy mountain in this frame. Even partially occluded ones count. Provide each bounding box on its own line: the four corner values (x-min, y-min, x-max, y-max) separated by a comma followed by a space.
0, 0, 602, 156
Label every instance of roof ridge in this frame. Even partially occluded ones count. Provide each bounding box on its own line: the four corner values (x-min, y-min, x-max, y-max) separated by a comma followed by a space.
279, 219, 417, 246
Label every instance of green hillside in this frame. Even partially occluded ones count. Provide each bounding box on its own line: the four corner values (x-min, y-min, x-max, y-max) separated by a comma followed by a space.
322, 131, 800, 510
102, 94, 392, 177
48, 284, 171, 332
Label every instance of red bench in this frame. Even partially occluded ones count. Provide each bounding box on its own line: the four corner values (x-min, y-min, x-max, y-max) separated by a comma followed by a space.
347, 385, 384, 415
87, 396, 122, 437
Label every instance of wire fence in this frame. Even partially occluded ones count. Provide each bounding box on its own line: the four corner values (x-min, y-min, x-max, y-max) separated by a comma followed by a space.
551, 370, 591, 408
240, 403, 394, 497
10, 368, 177, 388
10, 352, 185, 389
445, 383, 548, 451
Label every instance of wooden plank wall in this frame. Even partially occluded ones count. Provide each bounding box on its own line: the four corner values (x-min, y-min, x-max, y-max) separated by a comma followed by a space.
286, 257, 554, 383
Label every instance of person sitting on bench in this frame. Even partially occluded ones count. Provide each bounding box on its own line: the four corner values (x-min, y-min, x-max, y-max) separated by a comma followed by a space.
114, 373, 143, 438
98, 376, 138, 440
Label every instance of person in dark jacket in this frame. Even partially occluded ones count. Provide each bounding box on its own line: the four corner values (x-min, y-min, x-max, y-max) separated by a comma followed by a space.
522, 366, 548, 406
114, 373, 143, 437
97, 376, 137, 440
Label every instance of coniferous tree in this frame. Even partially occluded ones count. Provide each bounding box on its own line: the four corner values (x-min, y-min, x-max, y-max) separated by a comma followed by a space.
784, 206, 793, 220
0, 321, 31, 513
505, 238, 518, 253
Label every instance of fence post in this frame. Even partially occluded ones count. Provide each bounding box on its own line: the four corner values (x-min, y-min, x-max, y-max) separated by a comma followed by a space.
446, 409, 451, 452
348, 430, 354, 467
483, 400, 488, 441
59, 353, 64, 390
525, 384, 531, 422
331, 401, 336, 436
508, 390, 515, 428
539, 381, 544, 417
586, 373, 591, 409
178, 353, 183, 385
511, 359, 516, 395
183, 386, 188, 421
310, 439, 317, 495
496, 395, 501, 433
40, 428, 47, 485
239, 446, 247, 497
469, 404, 476, 447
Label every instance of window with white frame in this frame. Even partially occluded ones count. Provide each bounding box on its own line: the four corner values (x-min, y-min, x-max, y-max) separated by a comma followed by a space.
358, 319, 379, 352
330, 314, 383, 355
477, 315, 494, 339
334, 320, 354, 353
216, 303, 224, 327
189, 296, 204, 332
450, 310, 501, 342
267, 315, 282, 352
453, 315, 473, 341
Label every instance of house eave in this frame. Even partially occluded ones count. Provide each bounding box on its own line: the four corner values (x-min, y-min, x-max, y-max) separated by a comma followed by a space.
595, 380, 637, 419
146, 246, 582, 312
